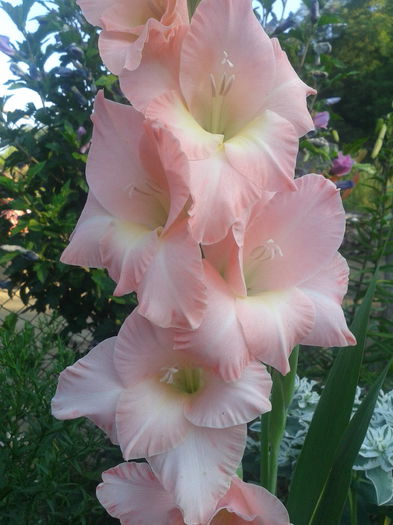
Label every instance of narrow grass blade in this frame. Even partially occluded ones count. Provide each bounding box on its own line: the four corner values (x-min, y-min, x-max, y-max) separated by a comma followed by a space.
310, 358, 393, 525
286, 275, 377, 525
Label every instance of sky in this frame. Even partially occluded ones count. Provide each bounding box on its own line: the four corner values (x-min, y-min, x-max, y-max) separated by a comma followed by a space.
0, 0, 302, 113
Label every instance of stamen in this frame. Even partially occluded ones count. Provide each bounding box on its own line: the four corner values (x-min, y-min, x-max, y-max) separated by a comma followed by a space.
219, 72, 228, 96
250, 239, 284, 261
209, 73, 217, 97
159, 366, 179, 384
221, 74, 235, 96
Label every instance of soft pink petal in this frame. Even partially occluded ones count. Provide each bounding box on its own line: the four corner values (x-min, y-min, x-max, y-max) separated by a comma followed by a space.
180, 0, 275, 135
51, 338, 121, 443
137, 219, 207, 329
60, 191, 109, 268
114, 311, 176, 386
210, 476, 290, 525
300, 253, 356, 347
174, 261, 250, 382
224, 110, 298, 191
146, 90, 223, 160
97, 462, 184, 525
185, 361, 272, 428
203, 224, 247, 297
99, 29, 142, 74
139, 122, 191, 233
116, 379, 191, 460
77, 0, 113, 25
243, 174, 346, 292
149, 425, 247, 525
188, 152, 261, 244
236, 288, 315, 374
87, 92, 146, 222
100, 221, 159, 296
120, 26, 187, 112
264, 38, 316, 136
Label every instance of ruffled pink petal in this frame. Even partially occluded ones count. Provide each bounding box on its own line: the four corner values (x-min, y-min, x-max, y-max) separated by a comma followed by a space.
264, 38, 316, 137
114, 311, 175, 386
148, 424, 247, 525
185, 361, 272, 429
97, 462, 184, 525
51, 338, 121, 443
224, 110, 298, 191
243, 174, 346, 292
116, 379, 191, 460
180, 0, 275, 135
174, 261, 250, 382
137, 219, 207, 329
87, 92, 146, 222
188, 152, 261, 244
139, 122, 191, 234
100, 221, 159, 296
210, 476, 290, 525
236, 288, 315, 374
146, 90, 224, 160
99, 29, 142, 74
60, 191, 109, 268
77, 0, 113, 26
300, 253, 356, 347
120, 25, 187, 112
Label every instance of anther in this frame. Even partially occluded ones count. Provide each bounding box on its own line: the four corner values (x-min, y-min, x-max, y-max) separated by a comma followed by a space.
221, 50, 234, 68
250, 239, 284, 261
159, 366, 179, 384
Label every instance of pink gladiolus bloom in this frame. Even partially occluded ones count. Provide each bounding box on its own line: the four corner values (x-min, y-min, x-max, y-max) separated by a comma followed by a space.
61, 92, 206, 329
313, 111, 330, 129
52, 311, 273, 523
175, 174, 356, 381
121, 0, 315, 243
77, 0, 188, 74
97, 462, 291, 525
330, 152, 354, 177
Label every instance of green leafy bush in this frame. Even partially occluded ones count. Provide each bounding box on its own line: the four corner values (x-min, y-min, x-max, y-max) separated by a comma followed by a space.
0, 314, 121, 524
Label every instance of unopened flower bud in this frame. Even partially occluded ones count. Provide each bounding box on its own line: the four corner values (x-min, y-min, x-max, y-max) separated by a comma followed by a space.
310, 0, 320, 24
330, 152, 354, 177
0, 35, 15, 56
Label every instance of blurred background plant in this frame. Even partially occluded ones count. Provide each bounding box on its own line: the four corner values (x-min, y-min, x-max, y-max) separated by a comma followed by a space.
0, 0, 392, 523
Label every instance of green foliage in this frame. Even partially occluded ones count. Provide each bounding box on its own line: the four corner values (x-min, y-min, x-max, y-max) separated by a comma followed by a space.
329, 0, 393, 139
0, 315, 121, 524
0, 0, 136, 340
287, 273, 378, 524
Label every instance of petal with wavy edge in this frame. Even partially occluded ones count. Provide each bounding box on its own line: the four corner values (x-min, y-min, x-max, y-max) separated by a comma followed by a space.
137, 219, 206, 329
114, 312, 175, 386
300, 252, 356, 347
264, 38, 316, 136
77, 0, 113, 25
185, 361, 272, 429
188, 151, 260, 245
140, 122, 191, 234
120, 26, 186, 112
180, 0, 275, 135
174, 261, 250, 382
99, 29, 142, 74
243, 174, 346, 293
148, 424, 247, 525
146, 90, 224, 160
51, 338, 121, 443
224, 110, 298, 190
210, 476, 290, 525
116, 378, 191, 460
100, 221, 159, 296
97, 462, 185, 525
60, 191, 109, 268
236, 288, 315, 374
87, 92, 146, 221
